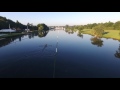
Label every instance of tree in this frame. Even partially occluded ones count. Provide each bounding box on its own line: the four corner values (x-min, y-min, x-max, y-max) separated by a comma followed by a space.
92, 25, 104, 38
37, 24, 44, 31
65, 25, 69, 28
0, 16, 38, 30
78, 26, 84, 31
38, 25, 44, 31
114, 21, 120, 30
103, 21, 114, 30
65, 25, 70, 30
37, 23, 49, 31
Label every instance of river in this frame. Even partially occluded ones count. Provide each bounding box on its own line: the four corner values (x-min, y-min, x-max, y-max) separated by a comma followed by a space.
0, 29, 120, 78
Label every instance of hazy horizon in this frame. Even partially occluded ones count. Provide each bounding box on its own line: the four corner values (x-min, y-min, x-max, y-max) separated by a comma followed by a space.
0, 12, 120, 26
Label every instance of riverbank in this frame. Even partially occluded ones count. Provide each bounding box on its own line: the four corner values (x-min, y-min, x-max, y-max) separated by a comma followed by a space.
0, 38, 5, 40
81, 29, 120, 40
0, 30, 39, 39
0, 33, 25, 38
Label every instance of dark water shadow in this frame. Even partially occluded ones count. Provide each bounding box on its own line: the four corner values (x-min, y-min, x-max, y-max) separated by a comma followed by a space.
114, 44, 120, 59
38, 30, 49, 38
0, 35, 24, 48
77, 31, 83, 38
65, 29, 75, 34
90, 37, 104, 47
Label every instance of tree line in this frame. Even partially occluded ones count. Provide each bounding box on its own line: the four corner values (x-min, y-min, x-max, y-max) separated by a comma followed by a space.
0, 16, 49, 31
65, 21, 120, 38
65, 21, 120, 30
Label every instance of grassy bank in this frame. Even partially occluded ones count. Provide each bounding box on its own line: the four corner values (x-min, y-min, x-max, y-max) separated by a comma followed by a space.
82, 29, 92, 35
0, 33, 24, 38
81, 29, 120, 40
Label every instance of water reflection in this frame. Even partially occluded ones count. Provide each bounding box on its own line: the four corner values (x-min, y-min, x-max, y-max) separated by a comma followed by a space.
77, 30, 83, 38
114, 44, 120, 59
28, 34, 32, 39
42, 44, 48, 52
28, 31, 38, 39
38, 30, 49, 38
1, 29, 120, 78
90, 37, 103, 47
0, 30, 50, 48
0, 35, 24, 48
19, 37, 21, 41
65, 29, 74, 34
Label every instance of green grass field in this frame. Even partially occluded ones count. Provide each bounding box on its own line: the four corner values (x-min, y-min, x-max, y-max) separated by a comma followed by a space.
82, 29, 92, 35
81, 29, 120, 40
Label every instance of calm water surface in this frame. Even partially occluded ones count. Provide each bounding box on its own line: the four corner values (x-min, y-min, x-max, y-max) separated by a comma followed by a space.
0, 29, 120, 78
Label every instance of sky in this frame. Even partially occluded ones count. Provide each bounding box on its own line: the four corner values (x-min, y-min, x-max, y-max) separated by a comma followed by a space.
0, 12, 120, 26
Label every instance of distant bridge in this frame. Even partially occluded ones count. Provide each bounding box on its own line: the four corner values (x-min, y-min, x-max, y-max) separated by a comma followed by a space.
49, 26, 55, 29
49, 26, 65, 30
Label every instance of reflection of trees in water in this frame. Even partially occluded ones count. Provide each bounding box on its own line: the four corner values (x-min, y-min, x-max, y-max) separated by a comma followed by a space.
77, 30, 83, 38
65, 29, 74, 34
19, 37, 21, 41
28, 31, 38, 39
90, 37, 103, 47
28, 34, 32, 39
38, 30, 49, 38
0, 35, 23, 48
114, 44, 120, 59
0, 30, 50, 48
